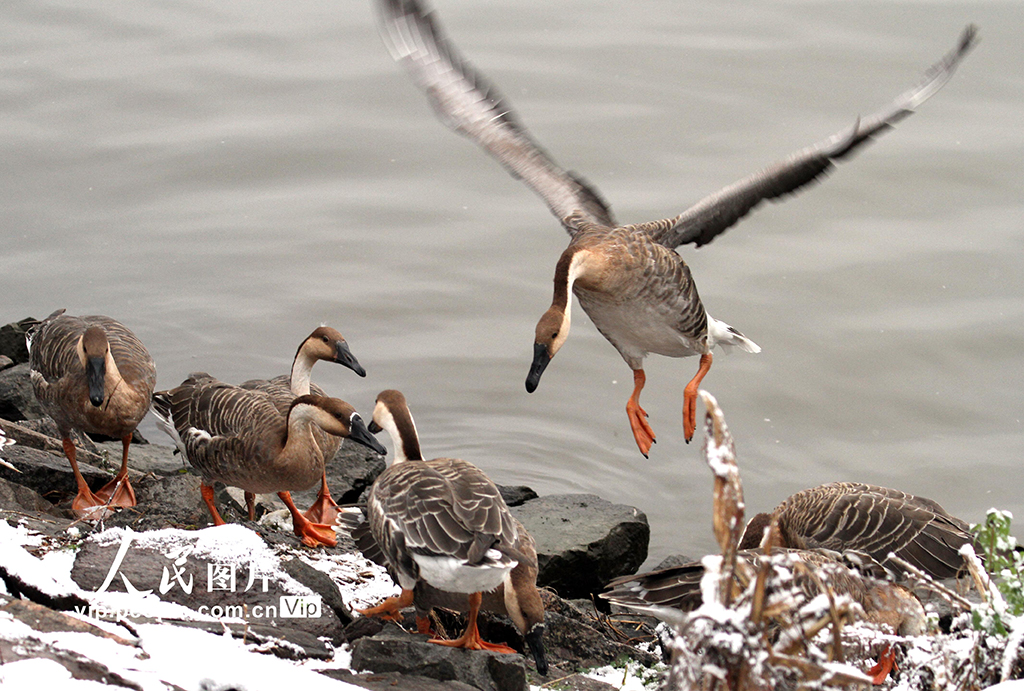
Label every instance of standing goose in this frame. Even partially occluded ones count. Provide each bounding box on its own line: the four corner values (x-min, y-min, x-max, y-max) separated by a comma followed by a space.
377, 0, 977, 455
240, 325, 367, 524
739, 482, 978, 580
357, 389, 537, 659
28, 309, 156, 516
151, 373, 386, 548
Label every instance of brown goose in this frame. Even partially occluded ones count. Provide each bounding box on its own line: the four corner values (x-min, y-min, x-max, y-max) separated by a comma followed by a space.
357, 389, 538, 660
239, 325, 366, 524
151, 373, 386, 548
739, 482, 978, 580
377, 0, 977, 455
602, 548, 926, 684
27, 309, 156, 516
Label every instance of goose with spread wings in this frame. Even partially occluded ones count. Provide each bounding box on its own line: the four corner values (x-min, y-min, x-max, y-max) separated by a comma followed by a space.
377, 0, 977, 455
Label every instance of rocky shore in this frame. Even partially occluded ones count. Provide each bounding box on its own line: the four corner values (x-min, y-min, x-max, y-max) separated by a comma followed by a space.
0, 317, 664, 691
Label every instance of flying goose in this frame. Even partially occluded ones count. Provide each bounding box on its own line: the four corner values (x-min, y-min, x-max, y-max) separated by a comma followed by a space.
240, 325, 367, 524
151, 373, 386, 548
739, 482, 978, 580
27, 309, 156, 516
377, 0, 977, 455
602, 547, 926, 684
357, 389, 538, 660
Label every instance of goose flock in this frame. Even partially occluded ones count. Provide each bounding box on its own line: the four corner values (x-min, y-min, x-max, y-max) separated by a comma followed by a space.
15, 0, 984, 681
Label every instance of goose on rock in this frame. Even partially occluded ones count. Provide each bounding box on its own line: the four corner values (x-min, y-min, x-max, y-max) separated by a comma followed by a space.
240, 325, 367, 524
28, 309, 156, 517
739, 481, 978, 580
376, 0, 977, 455
151, 373, 386, 548
356, 389, 542, 665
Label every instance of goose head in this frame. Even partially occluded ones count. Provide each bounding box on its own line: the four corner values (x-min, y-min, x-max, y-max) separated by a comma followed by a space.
367, 389, 422, 462
288, 395, 386, 456
527, 247, 587, 393
526, 309, 568, 393
78, 326, 110, 407
298, 326, 366, 377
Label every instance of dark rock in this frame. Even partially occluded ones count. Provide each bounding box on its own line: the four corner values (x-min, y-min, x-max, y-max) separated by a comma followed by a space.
0, 355, 12, 371
102, 472, 210, 531
540, 675, 621, 691
159, 618, 333, 660
87, 427, 149, 445
0, 318, 36, 365
344, 614, 387, 642
349, 623, 529, 691
0, 362, 45, 421
0, 634, 145, 690
3, 416, 103, 457
328, 669, 481, 691
497, 485, 538, 507
0, 563, 90, 612
540, 596, 660, 671
512, 494, 649, 599
0, 444, 113, 506
1, 597, 137, 645
0, 475, 64, 517
70, 527, 345, 643
94, 441, 181, 476
653, 553, 696, 571
282, 555, 354, 625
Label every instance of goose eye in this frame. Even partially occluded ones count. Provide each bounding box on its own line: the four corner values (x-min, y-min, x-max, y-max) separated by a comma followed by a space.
321, 336, 330, 344
550, 331, 558, 339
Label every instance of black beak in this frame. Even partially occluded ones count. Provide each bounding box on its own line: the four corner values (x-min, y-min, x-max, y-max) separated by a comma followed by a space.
334, 341, 366, 378
524, 624, 548, 676
367, 419, 382, 434
525, 343, 550, 393
86, 356, 106, 407
348, 415, 387, 456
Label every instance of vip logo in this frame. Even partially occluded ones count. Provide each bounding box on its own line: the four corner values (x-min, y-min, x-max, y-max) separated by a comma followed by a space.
279, 595, 322, 619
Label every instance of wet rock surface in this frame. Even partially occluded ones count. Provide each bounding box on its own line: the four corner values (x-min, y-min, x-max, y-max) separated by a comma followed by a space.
513, 493, 650, 599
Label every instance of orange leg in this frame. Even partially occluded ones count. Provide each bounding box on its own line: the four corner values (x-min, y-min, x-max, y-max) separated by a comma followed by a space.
244, 491, 256, 521
429, 592, 516, 654
200, 482, 228, 526
626, 369, 656, 457
64, 437, 107, 516
416, 614, 434, 634
278, 491, 337, 548
357, 588, 415, 622
682, 353, 713, 443
866, 643, 897, 685
93, 435, 137, 509
302, 472, 341, 525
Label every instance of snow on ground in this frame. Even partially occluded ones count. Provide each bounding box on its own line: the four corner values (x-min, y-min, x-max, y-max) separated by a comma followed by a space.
0, 517, 391, 690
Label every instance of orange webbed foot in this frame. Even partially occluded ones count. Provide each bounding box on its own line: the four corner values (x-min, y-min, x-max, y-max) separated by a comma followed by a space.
429, 629, 517, 654
626, 401, 656, 457
71, 487, 114, 520
303, 488, 341, 525
93, 473, 137, 509
866, 643, 897, 684
293, 518, 338, 548
358, 589, 415, 622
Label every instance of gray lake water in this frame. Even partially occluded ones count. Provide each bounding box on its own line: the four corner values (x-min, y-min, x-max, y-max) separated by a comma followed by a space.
3, 0, 1022, 567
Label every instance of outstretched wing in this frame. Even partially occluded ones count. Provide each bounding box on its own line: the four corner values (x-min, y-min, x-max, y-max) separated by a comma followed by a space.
377, 0, 615, 233
635, 25, 977, 249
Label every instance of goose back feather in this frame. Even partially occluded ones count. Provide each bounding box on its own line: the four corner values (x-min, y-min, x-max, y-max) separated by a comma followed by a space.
739, 482, 977, 580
